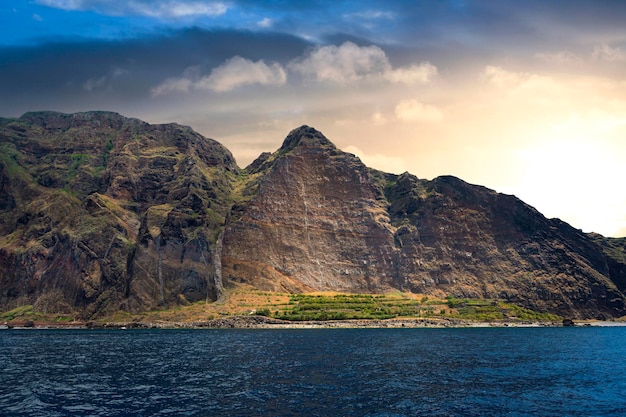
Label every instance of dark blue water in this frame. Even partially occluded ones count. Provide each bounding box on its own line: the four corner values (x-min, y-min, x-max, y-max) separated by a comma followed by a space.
1, 327, 626, 416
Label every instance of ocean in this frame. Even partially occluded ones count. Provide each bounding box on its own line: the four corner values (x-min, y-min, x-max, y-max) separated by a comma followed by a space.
1, 327, 625, 416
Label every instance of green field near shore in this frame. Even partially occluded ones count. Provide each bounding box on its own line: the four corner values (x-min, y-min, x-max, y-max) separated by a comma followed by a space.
1, 289, 561, 325
270, 294, 561, 322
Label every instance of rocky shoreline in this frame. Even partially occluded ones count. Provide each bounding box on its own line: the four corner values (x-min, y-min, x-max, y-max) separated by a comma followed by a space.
3, 315, 618, 330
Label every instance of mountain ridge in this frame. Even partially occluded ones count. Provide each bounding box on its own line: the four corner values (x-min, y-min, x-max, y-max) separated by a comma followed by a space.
1, 111, 625, 319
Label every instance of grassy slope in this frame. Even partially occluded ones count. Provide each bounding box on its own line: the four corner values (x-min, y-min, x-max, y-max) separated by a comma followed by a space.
1, 285, 563, 325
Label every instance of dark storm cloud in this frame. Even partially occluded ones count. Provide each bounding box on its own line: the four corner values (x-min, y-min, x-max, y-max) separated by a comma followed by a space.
0, 28, 311, 116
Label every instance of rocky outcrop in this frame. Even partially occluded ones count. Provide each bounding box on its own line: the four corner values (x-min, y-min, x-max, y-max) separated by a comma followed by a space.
222, 126, 626, 319
1, 113, 625, 319
382, 173, 626, 318
0, 111, 237, 317
222, 126, 398, 293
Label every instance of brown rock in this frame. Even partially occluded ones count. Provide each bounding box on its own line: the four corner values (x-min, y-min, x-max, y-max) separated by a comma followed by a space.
1, 115, 626, 320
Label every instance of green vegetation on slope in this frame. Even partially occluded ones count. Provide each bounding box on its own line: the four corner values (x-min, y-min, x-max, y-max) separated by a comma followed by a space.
271, 293, 560, 322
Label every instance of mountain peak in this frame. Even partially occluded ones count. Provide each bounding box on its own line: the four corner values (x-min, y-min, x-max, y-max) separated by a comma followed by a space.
279, 125, 335, 153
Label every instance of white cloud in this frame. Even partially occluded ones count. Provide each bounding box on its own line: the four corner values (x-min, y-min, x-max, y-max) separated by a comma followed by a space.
289, 41, 437, 85
481, 65, 563, 98
152, 57, 286, 95
289, 42, 390, 83
151, 77, 192, 96
198, 57, 286, 92
129, 1, 227, 18
535, 51, 584, 65
482, 65, 528, 88
343, 10, 395, 20
593, 44, 626, 62
343, 145, 407, 174
36, 0, 82, 9
36, 0, 228, 18
395, 99, 443, 123
257, 17, 273, 28
371, 112, 388, 126
384, 62, 438, 84
83, 67, 127, 92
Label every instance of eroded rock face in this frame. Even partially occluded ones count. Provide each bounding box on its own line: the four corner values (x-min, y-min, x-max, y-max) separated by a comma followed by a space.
0, 111, 237, 317
222, 126, 626, 319
1, 114, 625, 319
222, 126, 398, 293
383, 174, 626, 318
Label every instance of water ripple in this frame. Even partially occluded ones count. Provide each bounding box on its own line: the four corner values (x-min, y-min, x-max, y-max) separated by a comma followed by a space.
1, 328, 626, 416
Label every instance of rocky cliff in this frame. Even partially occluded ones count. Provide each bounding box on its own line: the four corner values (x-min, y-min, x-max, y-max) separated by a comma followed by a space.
0, 111, 237, 317
222, 126, 626, 319
1, 112, 625, 319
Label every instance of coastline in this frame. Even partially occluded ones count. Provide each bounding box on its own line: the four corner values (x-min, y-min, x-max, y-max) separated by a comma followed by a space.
3, 315, 625, 330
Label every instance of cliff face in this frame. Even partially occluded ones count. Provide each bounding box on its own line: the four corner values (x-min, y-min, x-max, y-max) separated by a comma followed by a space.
383, 173, 626, 318
221, 126, 626, 319
222, 126, 398, 293
0, 112, 237, 317
1, 113, 625, 319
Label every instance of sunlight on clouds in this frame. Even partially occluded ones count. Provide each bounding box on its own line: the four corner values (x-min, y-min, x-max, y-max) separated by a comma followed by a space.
152, 57, 286, 94
481, 65, 569, 108
371, 112, 388, 126
384, 63, 438, 84
289, 42, 389, 83
593, 44, 626, 62
289, 42, 437, 85
197, 57, 286, 92
482, 65, 531, 88
395, 99, 443, 123
343, 145, 408, 174
535, 51, 584, 65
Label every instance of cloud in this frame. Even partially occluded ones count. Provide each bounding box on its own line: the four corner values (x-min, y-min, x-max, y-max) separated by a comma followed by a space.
83, 67, 128, 92
481, 65, 528, 88
343, 10, 396, 20
257, 17, 273, 28
593, 44, 626, 62
36, 0, 82, 9
534, 51, 584, 65
150, 77, 193, 96
129, 1, 228, 18
288, 41, 437, 85
198, 57, 286, 92
343, 145, 407, 174
36, 0, 228, 18
481, 65, 566, 102
395, 99, 443, 123
371, 112, 388, 126
152, 56, 286, 95
289, 42, 389, 83
384, 63, 438, 84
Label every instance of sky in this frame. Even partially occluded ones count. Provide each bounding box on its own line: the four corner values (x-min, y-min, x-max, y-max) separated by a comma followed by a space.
1, 0, 626, 237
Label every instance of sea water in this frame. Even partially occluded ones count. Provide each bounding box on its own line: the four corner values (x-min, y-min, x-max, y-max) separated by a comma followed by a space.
1, 327, 625, 416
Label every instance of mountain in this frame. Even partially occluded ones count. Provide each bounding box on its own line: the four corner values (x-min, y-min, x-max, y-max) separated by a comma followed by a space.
1, 112, 625, 319
0, 111, 237, 318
